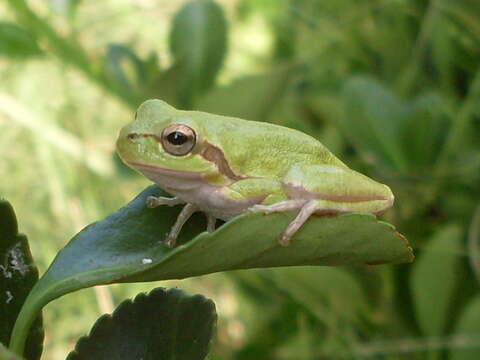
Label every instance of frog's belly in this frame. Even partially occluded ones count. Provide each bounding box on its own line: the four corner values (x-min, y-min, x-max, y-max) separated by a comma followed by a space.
141, 169, 261, 220
164, 184, 261, 221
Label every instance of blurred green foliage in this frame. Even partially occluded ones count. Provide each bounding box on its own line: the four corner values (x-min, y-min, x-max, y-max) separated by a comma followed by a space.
1, 0, 479, 358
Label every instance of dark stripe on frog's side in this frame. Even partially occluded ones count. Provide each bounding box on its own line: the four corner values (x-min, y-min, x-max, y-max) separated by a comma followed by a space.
200, 141, 247, 181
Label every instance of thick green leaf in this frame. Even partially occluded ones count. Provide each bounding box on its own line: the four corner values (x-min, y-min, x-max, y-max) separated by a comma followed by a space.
450, 295, 480, 360
66, 287, 216, 360
0, 22, 42, 59
9, 185, 412, 356
169, 0, 227, 107
410, 225, 462, 336
0, 200, 43, 360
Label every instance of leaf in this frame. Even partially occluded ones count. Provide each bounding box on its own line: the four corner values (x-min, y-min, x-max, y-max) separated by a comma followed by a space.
0, 22, 42, 59
196, 68, 293, 122
104, 43, 146, 101
0, 200, 43, 360
469, 206, 480, 283
66, 288, 216, 360
403, 93, 450, 169
410, 225, 462, 337
270, 267, 369, 324
341, 76, 409, 172
450, 295, 480, 360
169, 0, 227, 107
9, 185, 413, 355
147, 63, 184, 108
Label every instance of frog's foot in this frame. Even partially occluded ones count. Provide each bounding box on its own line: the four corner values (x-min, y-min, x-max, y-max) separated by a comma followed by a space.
146, 195, 185, 208
164, 203, 199, 248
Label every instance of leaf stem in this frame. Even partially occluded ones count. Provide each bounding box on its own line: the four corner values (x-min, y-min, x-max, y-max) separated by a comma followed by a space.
8, 289, 45, 356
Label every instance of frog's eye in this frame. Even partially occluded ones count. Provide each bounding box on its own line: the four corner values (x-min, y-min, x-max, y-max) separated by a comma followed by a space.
161, 124, 196, 156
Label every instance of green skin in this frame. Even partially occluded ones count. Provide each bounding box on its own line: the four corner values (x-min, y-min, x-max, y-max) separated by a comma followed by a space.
116, 99, 394, 247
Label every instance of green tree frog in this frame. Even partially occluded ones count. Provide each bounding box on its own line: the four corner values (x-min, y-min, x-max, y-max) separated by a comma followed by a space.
116, 100, 394, 248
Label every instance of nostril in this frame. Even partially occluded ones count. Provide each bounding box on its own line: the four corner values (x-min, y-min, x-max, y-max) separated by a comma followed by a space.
127, 133, 139, 140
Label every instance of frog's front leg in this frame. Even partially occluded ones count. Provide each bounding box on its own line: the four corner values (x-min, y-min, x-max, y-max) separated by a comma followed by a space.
146, 196, 217, 247
164, 203, 199, 248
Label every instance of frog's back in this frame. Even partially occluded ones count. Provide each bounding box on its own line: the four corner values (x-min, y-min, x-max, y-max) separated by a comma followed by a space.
187, 110, 347, 178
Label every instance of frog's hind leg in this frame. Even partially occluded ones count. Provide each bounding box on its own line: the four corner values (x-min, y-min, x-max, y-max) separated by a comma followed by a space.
251, 197, 392, 246
278, 200, 319, 246
250, 163, 394, 246
249, 199, 314, 246
250, 199, 332, 246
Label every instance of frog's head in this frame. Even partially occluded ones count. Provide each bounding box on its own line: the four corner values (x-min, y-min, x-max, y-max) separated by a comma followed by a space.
117, 99, 231, 185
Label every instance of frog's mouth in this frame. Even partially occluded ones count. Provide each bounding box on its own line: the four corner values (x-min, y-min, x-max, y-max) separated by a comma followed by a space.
126, 161, 203, 180
125, 161, 212, 192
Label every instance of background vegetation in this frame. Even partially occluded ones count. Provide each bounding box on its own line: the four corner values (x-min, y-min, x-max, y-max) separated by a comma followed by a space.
1, 0, 480, 358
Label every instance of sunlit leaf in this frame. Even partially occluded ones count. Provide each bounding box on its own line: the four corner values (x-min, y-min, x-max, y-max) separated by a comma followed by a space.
9, 185, 412, 355
0, 200, 43, 360
66, 288, 216, 360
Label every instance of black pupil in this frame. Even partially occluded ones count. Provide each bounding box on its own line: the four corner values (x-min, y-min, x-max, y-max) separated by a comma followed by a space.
167, 131, 188, 145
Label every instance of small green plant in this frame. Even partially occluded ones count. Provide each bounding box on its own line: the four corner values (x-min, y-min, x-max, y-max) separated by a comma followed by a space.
2, 184, 411, 359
